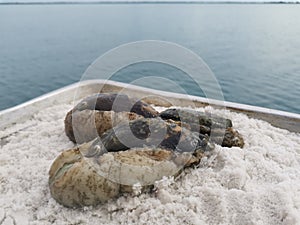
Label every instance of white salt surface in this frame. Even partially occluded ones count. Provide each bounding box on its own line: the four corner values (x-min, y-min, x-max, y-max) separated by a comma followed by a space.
1, 103, 300, 225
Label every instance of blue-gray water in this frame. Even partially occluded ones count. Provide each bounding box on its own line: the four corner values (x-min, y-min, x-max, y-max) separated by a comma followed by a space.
0, 4, 299, 113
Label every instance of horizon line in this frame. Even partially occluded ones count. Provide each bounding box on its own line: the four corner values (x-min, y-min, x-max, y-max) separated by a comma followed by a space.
1, 1, 300, 5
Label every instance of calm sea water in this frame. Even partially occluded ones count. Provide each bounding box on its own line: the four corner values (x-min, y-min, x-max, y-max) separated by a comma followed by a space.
0, 4, 299, 113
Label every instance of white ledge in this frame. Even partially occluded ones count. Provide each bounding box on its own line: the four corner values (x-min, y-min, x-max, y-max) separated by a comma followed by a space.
1, 79, 299, 133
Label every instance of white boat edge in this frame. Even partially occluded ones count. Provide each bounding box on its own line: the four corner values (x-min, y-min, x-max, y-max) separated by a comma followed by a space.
0, 79, 299, 133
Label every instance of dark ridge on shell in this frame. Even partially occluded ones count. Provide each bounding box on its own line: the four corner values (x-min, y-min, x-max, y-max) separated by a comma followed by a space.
74, 93, 159, 118
64, 110, 76, 143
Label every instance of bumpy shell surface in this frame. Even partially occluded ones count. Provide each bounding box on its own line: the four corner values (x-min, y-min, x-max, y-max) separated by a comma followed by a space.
64, 110, 142, 144
159, 108, 233, 129
49, 144, 120, 208
94, 117, 214, 153
49, 143, 182, 208
159, 108, 244, 148
211, 127, 245, 148
65, 93, 159, 143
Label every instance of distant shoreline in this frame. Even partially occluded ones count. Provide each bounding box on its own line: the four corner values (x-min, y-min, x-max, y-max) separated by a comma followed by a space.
1, 1, 299, 5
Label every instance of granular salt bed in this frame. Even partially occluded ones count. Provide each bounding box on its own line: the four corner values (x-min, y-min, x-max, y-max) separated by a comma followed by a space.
0, 103, 300, 225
